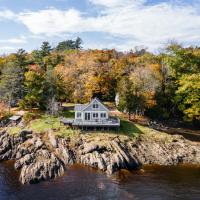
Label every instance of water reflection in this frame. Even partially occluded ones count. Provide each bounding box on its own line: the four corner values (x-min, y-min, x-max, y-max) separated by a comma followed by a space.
0, 162, 200, 200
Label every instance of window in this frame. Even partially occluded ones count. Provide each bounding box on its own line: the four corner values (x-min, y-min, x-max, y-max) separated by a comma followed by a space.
93, 103, 98, 109
93, 113, 98, 118
101, 113, 106, 118
77, 112, 81, 118
85, 113, 91, 120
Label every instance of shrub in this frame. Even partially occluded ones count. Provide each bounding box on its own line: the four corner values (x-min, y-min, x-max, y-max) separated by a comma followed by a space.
23, 112, 40, 124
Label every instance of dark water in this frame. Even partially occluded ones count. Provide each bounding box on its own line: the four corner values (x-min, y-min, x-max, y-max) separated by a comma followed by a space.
0, 161, 200, 200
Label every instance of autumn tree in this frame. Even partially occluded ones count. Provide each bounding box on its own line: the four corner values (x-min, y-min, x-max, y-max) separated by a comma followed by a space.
20, 65, 45, 110
0, 64, 22, 113
1, 39, 199, 125
117, 77, 144, 119
164, 43, 200, 121
175, 74, 200, 121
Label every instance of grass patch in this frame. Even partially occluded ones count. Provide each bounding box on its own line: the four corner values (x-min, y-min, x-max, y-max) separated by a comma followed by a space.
26, 115, 61, 133
26, 114, 79, 137
7, 127, 22, 135
23, 111, 41, 124
119, 120, 144, 137
4, 106, 159, 139
81, 120, 146, 138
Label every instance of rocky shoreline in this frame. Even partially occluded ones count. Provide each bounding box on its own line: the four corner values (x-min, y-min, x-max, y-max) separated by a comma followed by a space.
0, 129, 200, 184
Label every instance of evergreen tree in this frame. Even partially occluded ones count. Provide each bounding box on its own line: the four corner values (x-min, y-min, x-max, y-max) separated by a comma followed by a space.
20, 67, 45, 110
74, 37, 83, 49
0, 65, 22, 113
40, 41, 52, 57
56, 37, 83, 52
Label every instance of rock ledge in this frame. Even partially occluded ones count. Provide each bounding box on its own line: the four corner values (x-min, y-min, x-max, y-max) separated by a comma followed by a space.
0, 129, 200, 184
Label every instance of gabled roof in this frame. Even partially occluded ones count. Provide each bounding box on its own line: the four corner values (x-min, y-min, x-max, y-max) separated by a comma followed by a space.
82, 97, 109, 112
74, 98, 110, 112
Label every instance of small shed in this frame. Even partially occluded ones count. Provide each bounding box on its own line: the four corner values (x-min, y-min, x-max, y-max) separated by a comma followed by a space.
9, 115, 22, 125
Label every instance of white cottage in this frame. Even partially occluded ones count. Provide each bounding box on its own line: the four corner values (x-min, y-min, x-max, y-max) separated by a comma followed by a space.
64, 98, 120, 128
75, 98, 109, 121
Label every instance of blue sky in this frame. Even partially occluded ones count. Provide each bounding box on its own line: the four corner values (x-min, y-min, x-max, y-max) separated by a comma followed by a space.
0, 0, 200, 53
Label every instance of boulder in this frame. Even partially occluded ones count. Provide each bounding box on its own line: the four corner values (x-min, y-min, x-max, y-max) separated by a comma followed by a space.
19, 130, 32, 142
48, 131, 58, 148
20, 152, 65, 184
1, 128, 200, 185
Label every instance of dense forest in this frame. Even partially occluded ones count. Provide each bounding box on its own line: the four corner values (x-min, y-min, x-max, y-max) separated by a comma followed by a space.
0, 38, 199, 125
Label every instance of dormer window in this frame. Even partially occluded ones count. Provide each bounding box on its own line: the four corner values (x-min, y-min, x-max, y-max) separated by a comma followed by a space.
93, 103, 98, 109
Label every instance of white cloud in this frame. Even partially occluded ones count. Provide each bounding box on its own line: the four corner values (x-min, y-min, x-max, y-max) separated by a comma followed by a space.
0, 36, 27, 44
2, 0, 200, 50
0, 9, 15, 20
18, 9, 82, 36
87, 1, 200, 49
89, 0, 146, 9
88, 0, 141, 8
0, 35, 27, 54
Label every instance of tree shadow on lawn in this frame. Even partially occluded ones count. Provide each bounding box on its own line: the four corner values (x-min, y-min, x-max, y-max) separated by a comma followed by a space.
80, 120, 144, 138
120, 120, 144, 137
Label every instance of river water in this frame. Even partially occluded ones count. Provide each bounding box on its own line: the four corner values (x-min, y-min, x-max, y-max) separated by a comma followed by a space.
0, 161, 200, 200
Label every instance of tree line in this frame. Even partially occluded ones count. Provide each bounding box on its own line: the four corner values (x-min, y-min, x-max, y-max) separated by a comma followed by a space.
0, 38, 199, 124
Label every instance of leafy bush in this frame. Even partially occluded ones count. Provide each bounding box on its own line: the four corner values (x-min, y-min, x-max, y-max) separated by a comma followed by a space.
23, 112, 40, 124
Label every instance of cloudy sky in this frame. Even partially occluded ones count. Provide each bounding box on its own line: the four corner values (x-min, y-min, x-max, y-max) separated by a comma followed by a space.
0, 0, 200, 53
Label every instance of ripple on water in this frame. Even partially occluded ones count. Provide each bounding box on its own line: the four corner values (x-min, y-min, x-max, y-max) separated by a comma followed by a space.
0, 163, 200, 200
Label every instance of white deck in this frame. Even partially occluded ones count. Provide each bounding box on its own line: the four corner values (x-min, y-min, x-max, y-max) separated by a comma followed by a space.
73, 118, 120, 127
61, 117, 120, 127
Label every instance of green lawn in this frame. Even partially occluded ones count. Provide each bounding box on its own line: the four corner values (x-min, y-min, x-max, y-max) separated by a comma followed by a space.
24, 109, 75, 133
26, 114, 79, 137
119, 120, 145, 137
8, 113, 79, 137
82, 120, 147, 138
6, 108, 153, 139
26, 115, 61, 133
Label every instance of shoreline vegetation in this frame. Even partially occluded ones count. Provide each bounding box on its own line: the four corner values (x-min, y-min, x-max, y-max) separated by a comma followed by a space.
0, 106, 200, 184
4, 103, 200, 141
0, 39, 199, 185
5, 103, 148, 138
0, 40, 199, 128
